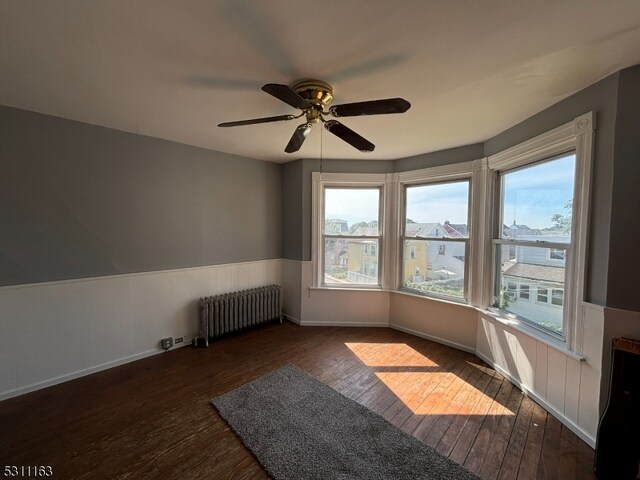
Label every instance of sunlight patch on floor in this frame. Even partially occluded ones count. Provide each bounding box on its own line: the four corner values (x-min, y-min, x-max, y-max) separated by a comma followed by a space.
374, 371, 514, 415
346, 342, 514, 416
345, 342, 440, 367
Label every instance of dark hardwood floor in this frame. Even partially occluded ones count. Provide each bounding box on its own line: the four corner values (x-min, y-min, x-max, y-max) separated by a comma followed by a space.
0, 322, 596, 479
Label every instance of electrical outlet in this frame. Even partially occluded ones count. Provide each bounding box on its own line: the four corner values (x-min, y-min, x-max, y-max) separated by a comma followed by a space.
160, 337, 173, 351
174, 336, 184, 345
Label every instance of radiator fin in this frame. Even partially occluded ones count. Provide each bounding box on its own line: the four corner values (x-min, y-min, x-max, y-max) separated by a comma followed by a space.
197, 285, 282, 346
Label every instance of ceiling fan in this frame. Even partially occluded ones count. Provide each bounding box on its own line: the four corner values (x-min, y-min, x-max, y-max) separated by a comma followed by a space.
218, 79, 411, 153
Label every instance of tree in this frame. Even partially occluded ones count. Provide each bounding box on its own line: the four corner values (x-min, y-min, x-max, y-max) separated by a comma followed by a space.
551, 200, 572, 233
349, 221, 369, 234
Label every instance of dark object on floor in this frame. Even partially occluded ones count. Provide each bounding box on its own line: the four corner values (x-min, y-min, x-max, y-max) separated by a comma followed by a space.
595, 337, 640, 479
211, 365, 479, 480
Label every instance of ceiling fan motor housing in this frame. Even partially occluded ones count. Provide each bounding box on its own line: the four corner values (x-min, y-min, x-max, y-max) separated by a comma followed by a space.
291, 79, 334, 110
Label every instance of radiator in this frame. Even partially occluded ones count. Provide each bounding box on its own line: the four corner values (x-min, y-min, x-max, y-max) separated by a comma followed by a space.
196, 284, 282, 346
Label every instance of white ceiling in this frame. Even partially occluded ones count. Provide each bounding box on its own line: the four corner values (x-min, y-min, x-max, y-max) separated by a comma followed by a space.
1, 1, 640, 163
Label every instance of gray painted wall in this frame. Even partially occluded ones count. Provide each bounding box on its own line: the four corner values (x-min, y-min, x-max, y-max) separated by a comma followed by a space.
0, 106, 282, 286
394, 143, 484, 172
282, 160, 304, 261
607, 65, 640, 311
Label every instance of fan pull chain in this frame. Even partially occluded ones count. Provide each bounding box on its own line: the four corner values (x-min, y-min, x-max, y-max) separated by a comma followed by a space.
320, 125, 324, 176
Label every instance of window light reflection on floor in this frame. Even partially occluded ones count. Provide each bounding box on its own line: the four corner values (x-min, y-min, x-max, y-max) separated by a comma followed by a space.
345, 342, 515, 416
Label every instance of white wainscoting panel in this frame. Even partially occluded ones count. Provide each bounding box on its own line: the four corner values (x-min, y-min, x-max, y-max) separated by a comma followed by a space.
0, 259, 283, 400
388, 292, 478, 353
294, 262, 389, 327
476, 302, 604, 447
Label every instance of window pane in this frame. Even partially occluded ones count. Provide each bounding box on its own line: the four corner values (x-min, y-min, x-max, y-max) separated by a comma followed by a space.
324, 238, 379, 285
405, 181, 469, 238
501, 154, 575, 243
324, 188, 379, 235
552, 289, 564, 306
495, 244, 564, 336
402, 239, 465, 299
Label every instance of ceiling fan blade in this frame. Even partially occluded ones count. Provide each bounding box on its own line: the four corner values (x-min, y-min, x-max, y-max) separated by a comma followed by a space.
262, 83, 313, 110
285, 123, 312, 153
218, 114, 296, 127
329, 98, 411, 117
324, 120, 375, 152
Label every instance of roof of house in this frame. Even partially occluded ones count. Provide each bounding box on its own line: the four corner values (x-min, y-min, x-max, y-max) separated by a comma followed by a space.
503, 224, 542, 238
405, 222, 443, 237
351, 222, 380, 236
502, 261, 564, 284
442, 222, 465, 238
325, 219, 349, 234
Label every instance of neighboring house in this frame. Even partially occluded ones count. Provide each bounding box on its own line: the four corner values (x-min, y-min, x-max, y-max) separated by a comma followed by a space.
346, 239, 378, 284
403, 221, 466, 284
325, 218, 349, 234
345, 222, 380, 284
324, 219, 350, 280
500, 227, 569, 332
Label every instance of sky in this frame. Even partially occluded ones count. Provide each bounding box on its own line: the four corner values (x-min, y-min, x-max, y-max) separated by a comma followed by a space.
502, 153, 575, 229
324, 153, 575, 230
406, 181, 469, 224
325, 188, 379, 225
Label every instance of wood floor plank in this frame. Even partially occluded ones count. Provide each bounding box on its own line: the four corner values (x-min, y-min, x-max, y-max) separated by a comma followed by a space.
517, 402, 547, 479
423, 362, 493, 449
497, 395, 536, 480
477, 385, 525, 479
537, 413, 563, 480
0, 323, 596, 480
435, 367, 497, 457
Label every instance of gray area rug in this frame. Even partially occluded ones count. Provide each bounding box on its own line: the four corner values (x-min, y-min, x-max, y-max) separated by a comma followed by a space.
211, 365, 479, 480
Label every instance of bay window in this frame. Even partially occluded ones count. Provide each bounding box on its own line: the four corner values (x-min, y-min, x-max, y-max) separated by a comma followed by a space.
310, 112, 593, 353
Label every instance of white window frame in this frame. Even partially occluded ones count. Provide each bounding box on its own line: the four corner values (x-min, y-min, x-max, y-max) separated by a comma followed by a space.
484, 112, 594, 353
311, 172, 391, 289
396, 160, 482, 304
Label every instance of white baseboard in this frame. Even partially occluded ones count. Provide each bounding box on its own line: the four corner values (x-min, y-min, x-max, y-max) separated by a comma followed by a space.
475, 350, 596, 448
301, 321, 389, 327
389, 323, 476, 354
0, 341, 189, 401
283, 314, 301, 325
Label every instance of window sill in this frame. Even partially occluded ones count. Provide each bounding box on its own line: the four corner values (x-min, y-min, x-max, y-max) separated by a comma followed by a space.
476, 307, 585, 361
308, 286, 473, 309
393, 288, 471, 308
309, 286, 385, 293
